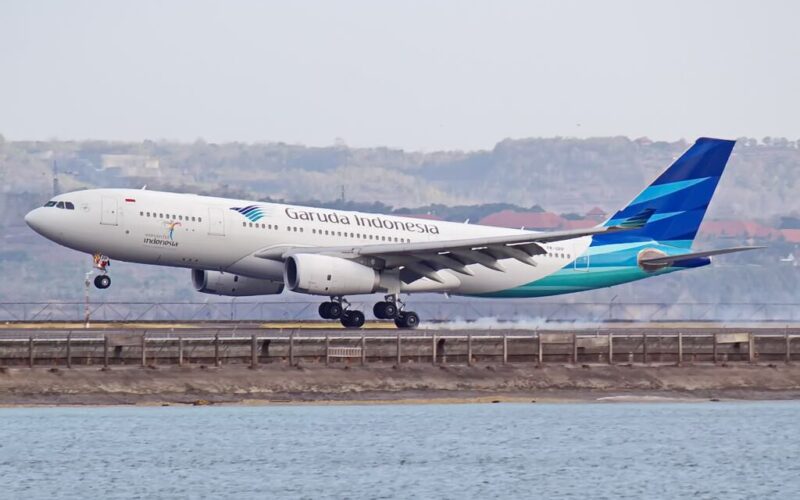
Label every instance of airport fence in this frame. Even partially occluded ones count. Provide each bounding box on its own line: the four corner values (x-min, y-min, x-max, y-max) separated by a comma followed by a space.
0, 301, 799, 323
0, 331, 796, 368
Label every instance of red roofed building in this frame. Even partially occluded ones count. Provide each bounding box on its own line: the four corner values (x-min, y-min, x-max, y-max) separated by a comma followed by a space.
479, 210, 564, 230
781, 229, 800, 244
585, 207, 607, 222
562, 218, 598, 230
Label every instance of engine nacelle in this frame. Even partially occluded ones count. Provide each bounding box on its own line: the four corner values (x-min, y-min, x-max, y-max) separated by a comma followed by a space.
192, 269, 284, 296
284, 254, 379, 296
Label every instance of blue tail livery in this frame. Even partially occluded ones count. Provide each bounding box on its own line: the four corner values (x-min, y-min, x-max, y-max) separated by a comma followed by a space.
597, 137, 735, 248
479, 137, 762, 298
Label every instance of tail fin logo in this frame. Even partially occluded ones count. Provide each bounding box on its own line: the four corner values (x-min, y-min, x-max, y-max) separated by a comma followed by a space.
617, 208, 655, 229
231, 205, 266, 222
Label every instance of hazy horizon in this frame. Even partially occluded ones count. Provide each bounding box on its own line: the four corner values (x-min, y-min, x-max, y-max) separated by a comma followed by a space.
2, 0, 799, 150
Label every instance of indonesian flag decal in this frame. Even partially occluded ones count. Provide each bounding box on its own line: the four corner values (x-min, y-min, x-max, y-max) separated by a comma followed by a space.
125, 198, 136, 203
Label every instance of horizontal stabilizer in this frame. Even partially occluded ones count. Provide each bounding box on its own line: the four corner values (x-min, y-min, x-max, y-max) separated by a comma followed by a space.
639, 246, 765, 266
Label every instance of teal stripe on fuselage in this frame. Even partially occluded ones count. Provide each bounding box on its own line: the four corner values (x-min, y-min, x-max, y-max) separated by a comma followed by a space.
476, 266, 667, 298
471, 241, 700, 298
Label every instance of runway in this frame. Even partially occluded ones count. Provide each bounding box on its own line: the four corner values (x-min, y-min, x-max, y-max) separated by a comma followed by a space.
0, 320, 799, 340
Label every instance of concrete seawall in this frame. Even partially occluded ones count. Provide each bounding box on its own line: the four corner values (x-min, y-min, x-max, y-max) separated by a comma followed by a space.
1, 329, 797, 367
1, 325, 799, 405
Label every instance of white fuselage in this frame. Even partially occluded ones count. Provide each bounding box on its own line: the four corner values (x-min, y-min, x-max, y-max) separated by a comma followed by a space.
25, 188, 591, 296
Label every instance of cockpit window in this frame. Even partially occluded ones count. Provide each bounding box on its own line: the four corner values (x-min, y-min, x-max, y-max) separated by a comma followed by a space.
56, 201, 65, 209
64, 202, 75, 210
44, 201, 56, 207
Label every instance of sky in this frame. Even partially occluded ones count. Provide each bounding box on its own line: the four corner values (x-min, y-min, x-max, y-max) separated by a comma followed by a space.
1, 0, 799, 151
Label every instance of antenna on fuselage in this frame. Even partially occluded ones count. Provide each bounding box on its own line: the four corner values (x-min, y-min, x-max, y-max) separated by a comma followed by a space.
141, 185, 147, 190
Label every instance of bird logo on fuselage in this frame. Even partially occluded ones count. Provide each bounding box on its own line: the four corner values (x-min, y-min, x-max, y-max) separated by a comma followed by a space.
231, 205, 265, 222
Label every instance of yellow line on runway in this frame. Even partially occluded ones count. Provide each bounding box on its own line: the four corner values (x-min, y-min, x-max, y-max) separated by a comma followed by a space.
0, 321, 398, 330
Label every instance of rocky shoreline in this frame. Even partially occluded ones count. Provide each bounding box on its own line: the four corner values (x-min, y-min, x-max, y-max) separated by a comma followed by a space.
1, 363, 800, 406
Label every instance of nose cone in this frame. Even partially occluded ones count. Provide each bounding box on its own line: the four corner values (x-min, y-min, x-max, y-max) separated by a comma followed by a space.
25, 208, 46, 235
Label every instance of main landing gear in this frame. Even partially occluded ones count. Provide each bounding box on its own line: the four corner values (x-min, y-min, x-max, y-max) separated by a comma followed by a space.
318, 298, 365, 328
92, 253, 111, 290
373, 295, 419, 329
317, 295, 420, 329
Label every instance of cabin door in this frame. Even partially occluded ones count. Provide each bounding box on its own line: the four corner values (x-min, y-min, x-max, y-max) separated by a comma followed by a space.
208, 208, 225, 236
100, 197, 118, 226
573, 240, 590, 271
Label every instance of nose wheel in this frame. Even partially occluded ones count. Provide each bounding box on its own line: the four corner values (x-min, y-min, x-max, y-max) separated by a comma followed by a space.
94, 275, 111, 289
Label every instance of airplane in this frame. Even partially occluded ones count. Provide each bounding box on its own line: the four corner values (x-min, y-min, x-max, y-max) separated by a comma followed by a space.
25, 137, 762, 329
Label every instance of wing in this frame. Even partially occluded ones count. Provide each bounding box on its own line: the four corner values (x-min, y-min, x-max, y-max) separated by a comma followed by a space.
255, 222, 643, 285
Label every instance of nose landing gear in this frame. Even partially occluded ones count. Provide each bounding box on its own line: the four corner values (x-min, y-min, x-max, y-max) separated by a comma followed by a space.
92, 253, 111, 289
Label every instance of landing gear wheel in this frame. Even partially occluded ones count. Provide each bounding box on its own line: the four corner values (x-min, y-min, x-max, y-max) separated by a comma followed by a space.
382, 302, 398, 319
319, 301, 343, 319
328, 302, 343, 319
319, 302, 332, 319
373, 301, 398, 319
341, 310, 365, 328
94, 275, 111, 289
394, 311, 419, 329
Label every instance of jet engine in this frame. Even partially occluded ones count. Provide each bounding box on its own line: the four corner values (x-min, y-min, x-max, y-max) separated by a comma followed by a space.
284, 254, 379, 295
192, 269, 284, 296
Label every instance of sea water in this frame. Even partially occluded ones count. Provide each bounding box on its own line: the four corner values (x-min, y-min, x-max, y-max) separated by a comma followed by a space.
0, 401, 798, 499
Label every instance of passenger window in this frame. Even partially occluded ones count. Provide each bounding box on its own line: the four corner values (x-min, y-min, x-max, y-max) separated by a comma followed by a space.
65, 202, 75, 210
262, 224, 265, 229
198, 218, 202, 222
191, 216, 196, 222
243, 222, 246, 227
140, 211, 144, 216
